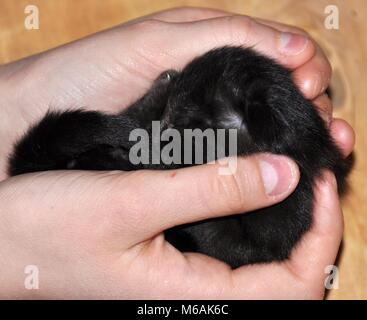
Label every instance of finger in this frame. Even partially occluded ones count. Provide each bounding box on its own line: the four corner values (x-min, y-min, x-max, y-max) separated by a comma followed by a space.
257, 19, 332, 99
330, 118, 355, 157
312, 93, 333, 125
256, 18, 310, 36
136, 6, 231, 23
292, 46, 332, 99
257, 19, 355, 156
285, 171, 343, 284
184, 16, 314, 68
58, 15, 314, 110
127, 15, 315, 73
143, 15, 329, 107
119, 154, 299, 237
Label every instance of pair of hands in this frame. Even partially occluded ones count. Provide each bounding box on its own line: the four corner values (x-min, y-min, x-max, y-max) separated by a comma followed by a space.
0, 7, 354, 299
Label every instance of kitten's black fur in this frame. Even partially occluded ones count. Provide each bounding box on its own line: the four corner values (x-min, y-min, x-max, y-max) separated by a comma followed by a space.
9, 47, 349, 268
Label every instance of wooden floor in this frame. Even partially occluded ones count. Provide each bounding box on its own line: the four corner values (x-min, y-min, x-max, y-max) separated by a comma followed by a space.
0, 0, 366, 299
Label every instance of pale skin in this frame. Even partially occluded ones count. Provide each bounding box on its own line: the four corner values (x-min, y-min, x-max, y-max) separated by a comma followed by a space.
0, 7, 355, 299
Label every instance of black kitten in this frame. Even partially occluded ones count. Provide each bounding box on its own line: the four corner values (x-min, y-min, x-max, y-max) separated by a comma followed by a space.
9, 47, 349, 268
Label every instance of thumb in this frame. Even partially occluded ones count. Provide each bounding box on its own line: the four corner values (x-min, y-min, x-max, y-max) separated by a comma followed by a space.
1, 154, 299, 243
119, 153, 299, 237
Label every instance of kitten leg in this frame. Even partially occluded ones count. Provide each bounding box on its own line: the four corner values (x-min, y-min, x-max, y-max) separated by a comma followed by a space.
9, 110, 123, 175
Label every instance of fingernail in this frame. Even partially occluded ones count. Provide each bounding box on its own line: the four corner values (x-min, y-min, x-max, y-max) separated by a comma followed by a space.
279, 32, 308, 55
259, 155, 298, 196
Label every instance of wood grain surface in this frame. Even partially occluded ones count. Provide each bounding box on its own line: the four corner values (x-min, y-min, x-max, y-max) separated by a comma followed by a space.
0, 0, 366, 299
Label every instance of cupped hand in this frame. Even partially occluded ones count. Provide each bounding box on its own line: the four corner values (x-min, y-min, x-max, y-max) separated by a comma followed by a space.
0, 7, 354, 179
0, 153, 338, 299
0, 7, 355, 299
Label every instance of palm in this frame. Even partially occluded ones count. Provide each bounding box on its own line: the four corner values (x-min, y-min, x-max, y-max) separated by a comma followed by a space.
123, 234, 325, 299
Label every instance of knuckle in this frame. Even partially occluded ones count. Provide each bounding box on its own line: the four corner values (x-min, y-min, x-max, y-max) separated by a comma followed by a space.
207, 160, 259, 213
129, 19, 166, 33
220, 174, 247, 212
224, 15, 254, 44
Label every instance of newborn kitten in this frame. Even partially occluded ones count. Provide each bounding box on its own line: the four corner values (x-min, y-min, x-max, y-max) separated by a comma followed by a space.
9, 46, 349, 268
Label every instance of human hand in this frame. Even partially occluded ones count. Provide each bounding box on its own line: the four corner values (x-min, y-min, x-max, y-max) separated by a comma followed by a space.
0, 7, 355, 299
0, 148, 350, 299
0, 152, 334, 299
0, 7, 354, 180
